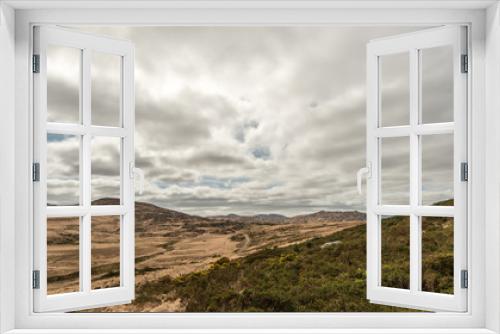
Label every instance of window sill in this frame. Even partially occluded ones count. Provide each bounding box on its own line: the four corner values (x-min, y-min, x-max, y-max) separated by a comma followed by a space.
4, 329, 497, 334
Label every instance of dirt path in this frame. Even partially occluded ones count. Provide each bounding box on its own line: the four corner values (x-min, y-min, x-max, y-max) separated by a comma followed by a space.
237, 233, 251, 253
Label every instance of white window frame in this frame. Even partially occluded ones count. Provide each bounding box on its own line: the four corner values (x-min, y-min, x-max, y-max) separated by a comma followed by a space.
0, 1, 499, 333
365, 26, 468, 312
32, 26, 136, 312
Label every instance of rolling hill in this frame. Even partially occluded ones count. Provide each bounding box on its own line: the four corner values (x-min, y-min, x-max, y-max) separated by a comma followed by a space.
48, 199, 367, 307
85, 202, 452, 312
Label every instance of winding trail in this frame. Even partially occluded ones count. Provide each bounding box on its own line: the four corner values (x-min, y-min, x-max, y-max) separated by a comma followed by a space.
238, 233, 251, 253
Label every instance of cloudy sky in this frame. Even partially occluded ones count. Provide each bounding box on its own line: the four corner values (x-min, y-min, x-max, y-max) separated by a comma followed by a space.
46, 26, 454, 216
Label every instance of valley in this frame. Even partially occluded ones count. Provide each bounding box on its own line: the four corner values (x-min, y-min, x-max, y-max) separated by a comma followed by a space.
46, 198, 366, 311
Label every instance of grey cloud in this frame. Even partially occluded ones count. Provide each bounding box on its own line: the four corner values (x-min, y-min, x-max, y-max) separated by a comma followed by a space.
251, 146, 271, 160
91, 177, 121, 201
421, 46, 454, 123
135, 88, 237, 149
233, 120, 259, 143
186, 150, 250, 167
156, 169, 197, 184
47, 137, 80, 178
135, 150, 155, 170
47, 77, 80, 123
91, 138, 120, 177
91, 81, 121, 126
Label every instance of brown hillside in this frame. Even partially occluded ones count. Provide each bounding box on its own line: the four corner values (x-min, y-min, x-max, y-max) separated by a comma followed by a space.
48, 198, 365, 309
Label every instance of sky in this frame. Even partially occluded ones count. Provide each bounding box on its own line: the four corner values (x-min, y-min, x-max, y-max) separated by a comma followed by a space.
46, 26, 454, 216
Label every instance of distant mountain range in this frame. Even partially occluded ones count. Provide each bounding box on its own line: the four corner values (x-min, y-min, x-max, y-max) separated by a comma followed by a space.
209, 213, 288, 224
90, 198, 366, 225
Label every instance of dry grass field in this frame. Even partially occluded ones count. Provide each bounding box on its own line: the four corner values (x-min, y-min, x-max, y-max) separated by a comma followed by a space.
46, 199, 366, 311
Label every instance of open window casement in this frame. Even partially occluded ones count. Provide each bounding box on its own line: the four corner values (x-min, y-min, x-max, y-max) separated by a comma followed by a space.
33, 26, 137, 312
364, 26, 468, 312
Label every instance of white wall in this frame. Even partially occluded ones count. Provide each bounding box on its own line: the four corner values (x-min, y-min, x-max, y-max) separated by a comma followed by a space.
0, 2, 16, 333
485, 2, 500, 333
0, 3, 497, 333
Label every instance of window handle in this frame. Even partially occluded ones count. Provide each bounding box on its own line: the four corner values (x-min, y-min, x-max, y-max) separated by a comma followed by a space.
130, 163, 145, 195
356, 163, 371, 195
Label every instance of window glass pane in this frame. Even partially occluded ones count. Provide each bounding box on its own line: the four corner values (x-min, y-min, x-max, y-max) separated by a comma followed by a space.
381, 215, 410, 289
47, 217, 80, 295
47, 134, 80, 206
92, 216, 121, 290
91, 137, 121, 204
380, 137, 410, 205
421, 46, 454, 124
380, 52, 409, 127
92, 52, 122, 127
421, 216, 454, 294
47, 45, 81, 124
421, 134, 454, 206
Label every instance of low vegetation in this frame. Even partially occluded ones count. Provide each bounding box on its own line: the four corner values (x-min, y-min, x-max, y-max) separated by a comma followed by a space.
127, 206, 453, 312
68, 199, 454, 312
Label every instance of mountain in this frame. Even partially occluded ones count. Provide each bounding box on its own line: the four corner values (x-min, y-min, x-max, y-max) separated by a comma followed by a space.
253, 213, 289, 223
94, 198, 366, 229
55, 198, 366, 226
92, 198, 210, 230
91, 198, 121, 206
134, 201, 208, 226
289, 210, 366, 224
210, 210, 365, 225
94, 198, 204, 220
209, 213, 288, 224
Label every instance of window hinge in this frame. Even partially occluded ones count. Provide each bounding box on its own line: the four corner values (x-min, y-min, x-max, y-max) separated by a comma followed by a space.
461, 54, 468, 73
461, 162, 468, 182
32, 162, 40, 182
32, 270, 40, 289
32, 54, 40, 73
461, 269, 468, 289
